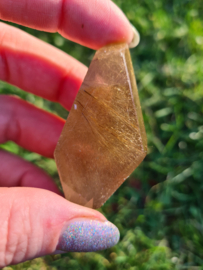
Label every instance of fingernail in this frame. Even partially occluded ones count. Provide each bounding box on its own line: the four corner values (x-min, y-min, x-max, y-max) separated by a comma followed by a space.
57, 218, 120, 252
129, 24, 140, 48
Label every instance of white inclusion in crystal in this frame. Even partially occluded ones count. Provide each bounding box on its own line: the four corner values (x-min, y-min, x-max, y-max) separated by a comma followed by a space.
74, 104, 77, 110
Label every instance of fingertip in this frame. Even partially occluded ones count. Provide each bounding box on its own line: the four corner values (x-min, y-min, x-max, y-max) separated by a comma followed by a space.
106, 0, 134, 46
58, 0, 134, 49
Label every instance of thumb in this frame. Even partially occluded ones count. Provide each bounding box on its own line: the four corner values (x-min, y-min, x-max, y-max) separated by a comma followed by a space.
0, 187, 119, 267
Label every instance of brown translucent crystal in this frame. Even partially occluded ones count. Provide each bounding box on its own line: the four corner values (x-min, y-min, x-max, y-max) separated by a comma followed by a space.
54, 43, 147, 209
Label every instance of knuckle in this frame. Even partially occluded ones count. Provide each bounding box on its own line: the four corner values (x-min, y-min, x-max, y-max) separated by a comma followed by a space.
0, 195, 31, 267
0, 95, 21, 144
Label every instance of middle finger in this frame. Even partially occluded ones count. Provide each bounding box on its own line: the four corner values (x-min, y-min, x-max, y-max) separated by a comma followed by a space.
0, 22, 87, 111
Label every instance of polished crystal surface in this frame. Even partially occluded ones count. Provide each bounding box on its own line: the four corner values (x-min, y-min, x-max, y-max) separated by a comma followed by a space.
54, 43, 147, 209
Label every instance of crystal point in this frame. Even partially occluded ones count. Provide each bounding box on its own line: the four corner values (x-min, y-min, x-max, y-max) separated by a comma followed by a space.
54, 43, 147, 209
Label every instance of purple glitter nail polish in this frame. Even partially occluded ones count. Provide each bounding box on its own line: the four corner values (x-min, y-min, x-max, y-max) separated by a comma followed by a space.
57, 219, 120, 252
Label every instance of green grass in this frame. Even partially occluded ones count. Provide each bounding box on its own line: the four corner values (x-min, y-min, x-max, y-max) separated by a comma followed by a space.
1, 0, 203, 269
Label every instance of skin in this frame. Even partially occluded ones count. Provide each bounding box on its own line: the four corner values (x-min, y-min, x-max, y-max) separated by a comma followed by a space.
0, 0, 133, 267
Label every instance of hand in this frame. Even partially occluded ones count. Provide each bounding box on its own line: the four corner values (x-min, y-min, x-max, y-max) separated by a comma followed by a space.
0, 0, 134, 267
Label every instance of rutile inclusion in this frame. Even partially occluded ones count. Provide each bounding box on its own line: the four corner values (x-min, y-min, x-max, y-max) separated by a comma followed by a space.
54, 43, 147, 209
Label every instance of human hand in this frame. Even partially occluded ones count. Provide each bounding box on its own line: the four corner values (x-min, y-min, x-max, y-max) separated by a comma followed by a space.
0, 0, 136, 267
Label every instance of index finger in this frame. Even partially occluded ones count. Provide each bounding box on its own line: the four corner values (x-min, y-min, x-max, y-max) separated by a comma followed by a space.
0, 0, 133, 49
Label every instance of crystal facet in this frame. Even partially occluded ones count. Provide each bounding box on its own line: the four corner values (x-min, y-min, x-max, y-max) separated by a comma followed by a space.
54, 43, 147, 209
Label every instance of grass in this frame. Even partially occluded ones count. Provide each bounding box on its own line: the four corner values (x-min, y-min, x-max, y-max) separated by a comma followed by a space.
1, 0, 203, 269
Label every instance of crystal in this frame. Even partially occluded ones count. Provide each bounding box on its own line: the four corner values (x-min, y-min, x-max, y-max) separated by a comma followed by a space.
54, 43, 147, 209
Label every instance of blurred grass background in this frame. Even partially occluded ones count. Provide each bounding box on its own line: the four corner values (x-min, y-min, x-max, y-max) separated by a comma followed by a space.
1, 0, 203, 269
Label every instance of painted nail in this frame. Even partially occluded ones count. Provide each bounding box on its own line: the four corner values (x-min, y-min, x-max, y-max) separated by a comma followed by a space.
57, 218, 120, 252
129, 24, 140, 48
